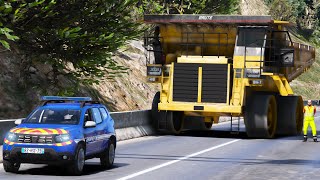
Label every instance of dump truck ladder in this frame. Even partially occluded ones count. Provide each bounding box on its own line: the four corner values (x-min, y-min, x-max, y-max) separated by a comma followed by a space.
230, 116, 241, 134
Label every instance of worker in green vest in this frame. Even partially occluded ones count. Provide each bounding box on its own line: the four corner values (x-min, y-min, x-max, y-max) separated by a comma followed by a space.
303, 100, 317, 142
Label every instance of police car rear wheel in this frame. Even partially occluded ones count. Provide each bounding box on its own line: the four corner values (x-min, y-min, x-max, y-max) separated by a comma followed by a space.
3, 160, 20, 173
100, 140, 115, 169
69, 145, 85, 175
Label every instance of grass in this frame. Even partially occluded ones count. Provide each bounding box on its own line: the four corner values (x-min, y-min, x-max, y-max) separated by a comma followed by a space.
290, 46, 320, 100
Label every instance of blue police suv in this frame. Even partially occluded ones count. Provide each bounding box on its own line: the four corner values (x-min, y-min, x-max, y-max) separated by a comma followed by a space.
2, 96, 116, 175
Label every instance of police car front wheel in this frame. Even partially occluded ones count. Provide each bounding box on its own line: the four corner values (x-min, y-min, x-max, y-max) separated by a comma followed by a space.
100, 140, 115, 169
68, 144, 85, 175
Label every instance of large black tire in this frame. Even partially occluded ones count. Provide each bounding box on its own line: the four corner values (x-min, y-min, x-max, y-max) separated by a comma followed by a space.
151, 92, 184, 134
165, 111, 184, 134
151, 92, 166, 129
276, 96, 303, 135
100, 139, 115, 169
68, 144, 85, 175
245, 94, 277, 138
3, 160, 20, 173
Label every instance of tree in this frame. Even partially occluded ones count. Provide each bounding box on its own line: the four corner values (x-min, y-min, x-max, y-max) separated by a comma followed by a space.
138, 0, 239, 15
269, 0, 296, 21
0, 0, 142, 83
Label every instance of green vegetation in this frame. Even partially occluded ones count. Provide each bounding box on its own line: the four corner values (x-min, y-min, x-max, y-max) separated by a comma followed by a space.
265, 0, 320, 99
266, 0, 319, 46
0, 0, 239, 85
0, 0, 142, 84
137, 0, 239, 14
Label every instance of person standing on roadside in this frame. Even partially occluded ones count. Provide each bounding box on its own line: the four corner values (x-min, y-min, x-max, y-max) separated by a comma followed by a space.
303, 100, 317, 142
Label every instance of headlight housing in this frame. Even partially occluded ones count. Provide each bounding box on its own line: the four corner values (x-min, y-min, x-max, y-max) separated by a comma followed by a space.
245, 68, 261, 78
55, 134, 71, 143
163, 65, 171, 76
6, 132, 17, 142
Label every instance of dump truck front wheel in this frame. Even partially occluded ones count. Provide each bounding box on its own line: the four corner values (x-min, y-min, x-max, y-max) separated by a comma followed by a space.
276, 96, 303, 135
151, 92, 184, 134
245, 94, 277, 138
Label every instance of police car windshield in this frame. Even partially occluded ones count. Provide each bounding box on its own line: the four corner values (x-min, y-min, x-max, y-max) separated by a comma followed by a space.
24, 108, 80, 125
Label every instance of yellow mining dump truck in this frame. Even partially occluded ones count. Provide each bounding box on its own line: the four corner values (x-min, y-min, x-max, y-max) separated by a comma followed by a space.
144, 15, 316, 138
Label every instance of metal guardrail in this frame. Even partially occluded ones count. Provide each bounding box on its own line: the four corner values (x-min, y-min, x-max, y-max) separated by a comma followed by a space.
303, 100, 320, 106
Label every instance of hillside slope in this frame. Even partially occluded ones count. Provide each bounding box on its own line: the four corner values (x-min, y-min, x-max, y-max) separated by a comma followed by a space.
240, 0, 269, 16
0, 41, 158, 119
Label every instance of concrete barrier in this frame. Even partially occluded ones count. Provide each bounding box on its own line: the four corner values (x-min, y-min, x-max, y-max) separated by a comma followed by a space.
111, 110, 155, 141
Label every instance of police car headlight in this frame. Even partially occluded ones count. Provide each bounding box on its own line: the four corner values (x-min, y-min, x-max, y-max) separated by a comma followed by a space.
55, 134, 71, 143
6, 132, 17, 142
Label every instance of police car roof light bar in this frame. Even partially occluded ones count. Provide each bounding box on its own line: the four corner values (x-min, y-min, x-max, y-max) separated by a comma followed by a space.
41, 96, 92, 102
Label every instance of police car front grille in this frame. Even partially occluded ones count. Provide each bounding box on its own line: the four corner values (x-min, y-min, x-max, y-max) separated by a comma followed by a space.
17, 134, 54, 144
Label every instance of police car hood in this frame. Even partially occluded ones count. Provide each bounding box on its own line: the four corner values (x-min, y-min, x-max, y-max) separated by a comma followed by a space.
12, 124, 79, 135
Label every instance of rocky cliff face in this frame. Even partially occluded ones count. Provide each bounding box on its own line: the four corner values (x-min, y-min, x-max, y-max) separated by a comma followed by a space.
240, 0, 269, 16
0, 41, 158, 119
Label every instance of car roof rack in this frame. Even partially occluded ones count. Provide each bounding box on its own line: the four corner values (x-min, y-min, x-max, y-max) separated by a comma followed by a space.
80, 101, 101, 107
40, 96, 100, 107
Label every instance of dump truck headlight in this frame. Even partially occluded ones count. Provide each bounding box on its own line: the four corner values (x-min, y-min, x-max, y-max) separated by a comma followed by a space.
147, 65, 162, 76
245, 69, 261, 78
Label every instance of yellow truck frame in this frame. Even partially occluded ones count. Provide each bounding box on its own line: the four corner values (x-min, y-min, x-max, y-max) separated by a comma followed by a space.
144, 15, 315, 138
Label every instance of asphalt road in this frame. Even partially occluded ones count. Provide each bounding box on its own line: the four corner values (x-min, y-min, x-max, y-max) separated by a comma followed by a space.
1, 113, 320, 180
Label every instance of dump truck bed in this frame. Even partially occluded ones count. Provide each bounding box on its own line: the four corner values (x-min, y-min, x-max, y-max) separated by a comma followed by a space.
144, 14, 315, 82
144, 15, 273, 24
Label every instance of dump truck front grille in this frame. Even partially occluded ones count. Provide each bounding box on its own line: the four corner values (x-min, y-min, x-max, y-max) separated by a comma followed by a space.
202, 64, 228, 103
173, 63, 228, 103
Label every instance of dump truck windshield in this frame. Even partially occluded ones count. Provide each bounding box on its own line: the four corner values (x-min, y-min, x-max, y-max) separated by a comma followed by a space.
237, 28, 266, 47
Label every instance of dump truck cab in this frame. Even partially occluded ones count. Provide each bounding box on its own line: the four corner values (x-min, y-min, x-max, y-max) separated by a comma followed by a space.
144, 15, 315, 138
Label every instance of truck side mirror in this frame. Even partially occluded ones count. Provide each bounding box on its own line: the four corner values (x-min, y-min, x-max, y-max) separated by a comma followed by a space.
280, 49, 294, 67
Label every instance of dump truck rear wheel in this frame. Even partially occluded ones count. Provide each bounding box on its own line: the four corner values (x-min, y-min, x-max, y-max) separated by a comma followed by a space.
245, 94, 277, 138
276, 96, 303, 135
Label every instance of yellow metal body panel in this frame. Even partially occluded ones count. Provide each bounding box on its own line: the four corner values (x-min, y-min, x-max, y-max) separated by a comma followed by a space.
159, 24, 237, 58
226, 64, 231, 105
158, 102, 242, 114
233, 56, 264, 68
197, 67, 202, 103
270, 75, 294, 96
178, 56, 228, 64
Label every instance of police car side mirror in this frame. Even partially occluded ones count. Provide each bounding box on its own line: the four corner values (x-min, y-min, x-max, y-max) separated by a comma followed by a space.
14, 119, 23, 125
84, 121, 96, 128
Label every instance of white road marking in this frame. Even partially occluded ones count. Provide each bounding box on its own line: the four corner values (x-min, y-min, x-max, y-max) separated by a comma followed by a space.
117, 139, 240, 180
